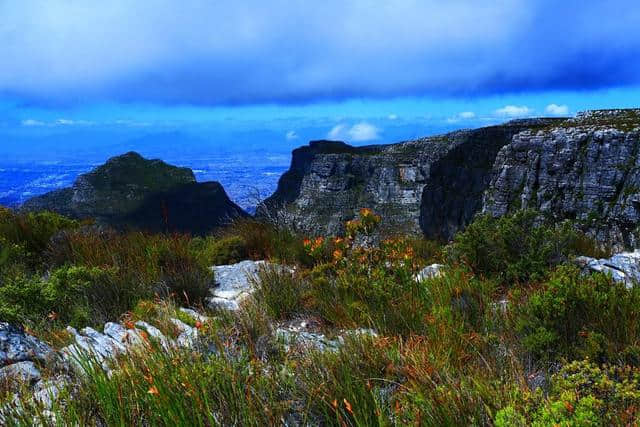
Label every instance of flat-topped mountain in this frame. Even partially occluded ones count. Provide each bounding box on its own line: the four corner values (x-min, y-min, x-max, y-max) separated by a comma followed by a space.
260, 118, 563, 238
262, 109, 640, 249
22, 152, 247, 234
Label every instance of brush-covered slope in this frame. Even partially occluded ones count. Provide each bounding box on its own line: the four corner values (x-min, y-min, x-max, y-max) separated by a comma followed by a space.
22, 152, 247, 234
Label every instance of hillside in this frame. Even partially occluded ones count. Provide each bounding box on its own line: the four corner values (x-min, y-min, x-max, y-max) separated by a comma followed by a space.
22, 152, 248, 234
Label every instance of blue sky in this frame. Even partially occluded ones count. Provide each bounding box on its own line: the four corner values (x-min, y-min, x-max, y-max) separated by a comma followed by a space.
1, 0, 640, 158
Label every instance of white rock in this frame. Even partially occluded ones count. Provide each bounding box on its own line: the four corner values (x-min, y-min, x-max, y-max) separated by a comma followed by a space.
0, 361, 41, 384
134, 321, 170, 350
415, 264, 445, 281
576, 250, 640, 288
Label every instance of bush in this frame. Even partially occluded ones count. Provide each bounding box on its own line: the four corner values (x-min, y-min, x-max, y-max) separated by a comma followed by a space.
446, 210, 605, 287
511, 265, 640, 363
252, 265, 308, 321
189, 235, 248, 266
0, 208, 81, 270
496, 360, 640, 425
0, 265, 152, 327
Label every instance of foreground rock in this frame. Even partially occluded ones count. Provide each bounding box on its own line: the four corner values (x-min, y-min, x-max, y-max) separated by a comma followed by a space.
575, 250, 640, 287
483, 109, 640, 250
208, 260, 292, 311
0, 323, 55, 367
22, 151, 247, 235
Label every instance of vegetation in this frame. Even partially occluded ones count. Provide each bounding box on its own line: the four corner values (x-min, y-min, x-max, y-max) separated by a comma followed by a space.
1, 206, 638, 425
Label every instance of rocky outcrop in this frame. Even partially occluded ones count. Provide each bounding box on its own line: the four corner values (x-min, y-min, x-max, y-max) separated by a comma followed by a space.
575, 250, 640, 287
261, 120, 561, 239
483, 109, 640, 249
23, 152, 247, 234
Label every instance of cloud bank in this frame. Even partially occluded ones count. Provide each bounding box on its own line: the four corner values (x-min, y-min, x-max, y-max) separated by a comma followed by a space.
328, 122, 380, 142
1, 1, 639, 105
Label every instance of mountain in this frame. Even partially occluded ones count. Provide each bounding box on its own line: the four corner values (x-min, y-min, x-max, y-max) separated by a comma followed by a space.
483, 109, 640, 249
260, 119, 562, 238
22, 152, 247, 234
262, 109, 640, 249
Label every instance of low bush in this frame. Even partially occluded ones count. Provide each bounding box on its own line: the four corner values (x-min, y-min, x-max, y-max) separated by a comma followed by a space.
189, 235, 248, 266
446, 210, 607, 287
47, 230, 212, 306
511, 264, 640, 363
252, 265, 308, 321
496, 360, 640, 425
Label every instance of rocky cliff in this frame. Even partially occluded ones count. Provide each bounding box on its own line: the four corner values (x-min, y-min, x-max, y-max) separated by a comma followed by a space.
23, 152, 247, 234
482, 109, 640, 249
261, 120, 561, 238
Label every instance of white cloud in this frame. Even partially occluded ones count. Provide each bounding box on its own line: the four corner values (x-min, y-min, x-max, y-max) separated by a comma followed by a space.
494, 105, 532, 117
349, 122, 380, 141
545, 103, 569, 115
387, 114, 398, 120
447, 111, 476, 123
285, 130, 299, 140
328, 124, 348, 140
21, 119, 45, 126
327, 122, 380, 142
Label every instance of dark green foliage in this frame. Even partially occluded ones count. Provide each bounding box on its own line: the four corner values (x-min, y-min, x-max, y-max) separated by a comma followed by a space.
189, 235, 248, 266
0, 265, 147, 327
511, 265, 640, 363
0, 207, 80, 271
446, 210, 607, 287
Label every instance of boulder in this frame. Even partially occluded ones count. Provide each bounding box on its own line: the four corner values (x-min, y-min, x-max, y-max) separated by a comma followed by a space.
575, 250, 640, 287
0, 323, 55, 367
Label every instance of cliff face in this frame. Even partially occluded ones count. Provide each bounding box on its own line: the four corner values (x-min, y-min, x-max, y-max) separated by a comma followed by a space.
482, 109, 640, 249
261, 120, 560, 238
23, 152, 247, 234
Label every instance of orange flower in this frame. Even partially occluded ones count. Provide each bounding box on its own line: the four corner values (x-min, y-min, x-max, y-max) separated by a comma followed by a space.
331, 399, 338, 410
343, 398, 354, 415
148, 386, 159, 395
303, 238, 311, 246
195, 321, 203, 329
333, 237, 344, 245
124, 320, 135, 330
360, 208, 373, 217
314, 237, 324, 246
333, 249, 343, 259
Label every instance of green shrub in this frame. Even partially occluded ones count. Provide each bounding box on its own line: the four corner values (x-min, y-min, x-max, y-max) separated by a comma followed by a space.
496, 360, 640, 425
0, 207, 80, 269
511, 265, 640, 363
252, 264, 308, 321
0, 265, 151, 327
48, 230, 212, 306
189, 235, 248, 266
447, 210, 605, 287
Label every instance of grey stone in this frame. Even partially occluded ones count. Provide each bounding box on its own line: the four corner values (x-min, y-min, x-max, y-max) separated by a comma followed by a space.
415, 264, 445, 281
207, 260, 270, 311
576, 250, 640, 287
170, 318, 198, 348
0, 361, 41, 384
0, 323, 55, 366
135, 321, 170, 350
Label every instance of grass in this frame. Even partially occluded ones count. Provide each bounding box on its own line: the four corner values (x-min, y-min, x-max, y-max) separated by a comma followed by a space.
1, 207, 639, 425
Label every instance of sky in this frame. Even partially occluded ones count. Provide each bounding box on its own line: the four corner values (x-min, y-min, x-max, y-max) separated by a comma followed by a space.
1, 0, 640, 160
